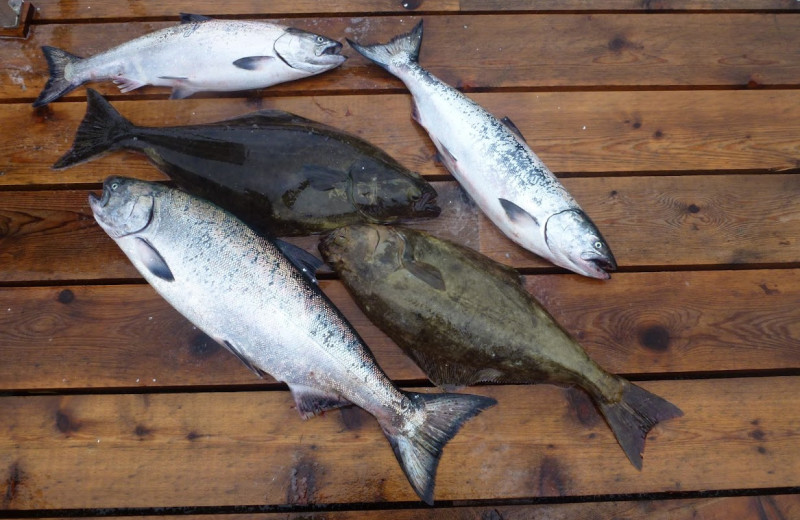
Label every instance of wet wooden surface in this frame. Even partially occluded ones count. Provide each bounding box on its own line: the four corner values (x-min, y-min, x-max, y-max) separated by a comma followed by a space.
1, 1, 799, 518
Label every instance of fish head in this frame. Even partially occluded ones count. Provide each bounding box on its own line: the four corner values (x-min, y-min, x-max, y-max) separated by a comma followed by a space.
274, 28, 347, 73
349, 162, 441, 222
544, 209, 617, 279
319, 224, 405, 281
88, 176, 161, 239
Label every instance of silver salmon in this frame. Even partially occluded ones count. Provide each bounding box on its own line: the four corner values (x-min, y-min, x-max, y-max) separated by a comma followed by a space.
33, 14, 346, 107
89, 177, 495, 504
347, 22, 617, 279
319, 224, 682, 469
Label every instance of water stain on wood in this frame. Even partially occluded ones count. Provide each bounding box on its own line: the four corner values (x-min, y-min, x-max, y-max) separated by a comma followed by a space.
55, 410, 80, 435
339, 405, 366, 432
639, 325, 670, 352
188, 331, 221, 359
537, 456, 567, 496
134, 424, 153, 439
565, 387, 601, 427
608, 35, 642, 53
287, 456, 319, 505
687, 204, 701, 214
56, 289, 75, 304
2, 462, 24, 508
759, 283, 780, 296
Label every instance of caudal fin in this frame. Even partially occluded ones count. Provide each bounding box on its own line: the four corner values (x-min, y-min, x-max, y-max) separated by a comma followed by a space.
33, 46, 85, 108
598, 381, 683, 470
53, 89, 135, 169
382, 390, 496, 505
347, 20, 423, 72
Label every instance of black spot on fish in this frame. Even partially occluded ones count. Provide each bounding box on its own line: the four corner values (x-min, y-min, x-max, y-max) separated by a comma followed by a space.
57, 289, 75, 304
538, 456, 567, 496
339, 406, 367, 432
134, 425, 152, 439
750, 428, 765, 441
2, 463, 24, 508
287, 456, 318, 505
55, 410, 80, 435
565, 388, 601, 427
188, 331, 221, 359
401, 0, 422, 9
639, 325, 670, 352
687, 204, 700, 214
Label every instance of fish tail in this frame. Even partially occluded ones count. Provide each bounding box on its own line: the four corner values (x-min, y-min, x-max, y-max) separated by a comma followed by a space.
598, 381, 683, 470
381, 390, 495, 504
33, 46, 85, 108
53, 89, 135, 169
347, 20, 423, 72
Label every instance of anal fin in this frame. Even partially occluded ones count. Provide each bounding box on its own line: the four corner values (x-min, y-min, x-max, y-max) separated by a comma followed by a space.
408, 349, 502, 391
288, 383, 352, 419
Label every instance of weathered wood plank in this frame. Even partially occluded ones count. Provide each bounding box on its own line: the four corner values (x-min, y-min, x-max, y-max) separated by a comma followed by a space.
4, 90, 800, 186
25, 0, 800, 21
0, 378, 798, 508
41, 495, 800, 519
1, 269, 797, 391
1, 174, 797, 282
4, 14, 800, 103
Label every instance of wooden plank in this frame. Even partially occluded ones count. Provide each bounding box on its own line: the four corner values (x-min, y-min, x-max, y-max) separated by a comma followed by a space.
39, 495, 800, 519
25, 0, 800, 21
4, 14, 800, 103
0, 378, 798, 508
1, 174, 798, 282
0, 269, 797, 391
4, 90, 800, 186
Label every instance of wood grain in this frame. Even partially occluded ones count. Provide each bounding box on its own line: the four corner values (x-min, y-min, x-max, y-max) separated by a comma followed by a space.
0, 269, 797, 391
4, 13, 800, 104
25, 0, 800, 21
1, 174, 798, 282
3, 89, 800, 187
0, 378, 797, 508
43, 495, 800, 519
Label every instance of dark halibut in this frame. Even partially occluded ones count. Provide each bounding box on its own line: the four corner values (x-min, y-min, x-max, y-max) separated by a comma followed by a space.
319, 224, 682, 469
55, 89, 440, 236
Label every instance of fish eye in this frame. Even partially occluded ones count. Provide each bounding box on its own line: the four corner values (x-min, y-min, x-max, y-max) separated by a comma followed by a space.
594, 241, 603, 250
316, 36, 325, 43
111, 182, 119, 191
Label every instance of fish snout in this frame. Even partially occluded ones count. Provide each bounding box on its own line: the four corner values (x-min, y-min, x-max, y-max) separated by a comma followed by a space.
320, 40, 344, 56
576, 251, 617, 280
413, 189, 441, 217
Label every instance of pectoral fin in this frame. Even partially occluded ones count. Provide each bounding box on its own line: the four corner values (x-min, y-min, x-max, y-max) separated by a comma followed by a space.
288, 383, 352, 419
401, 243, 445, 291
501, 116, 527, 143
134, 238, 174, 281
275, 239, 323, 285
301, 165, 348, 191
169, 84, 197, 100
233, 56, 276, 71
499, 198, 539, 227
222, 340, 268, 379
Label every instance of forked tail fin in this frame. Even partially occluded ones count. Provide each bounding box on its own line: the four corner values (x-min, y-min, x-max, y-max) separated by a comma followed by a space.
598, 381, 683, 469
381, 390, 496, 505
33, 46, 85, 108
53, 89, 135, 169
346, 20, 423, 72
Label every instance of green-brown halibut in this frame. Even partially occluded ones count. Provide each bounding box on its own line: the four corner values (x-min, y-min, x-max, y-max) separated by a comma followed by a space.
319, 224, 682, 469
55, 89, 440, 236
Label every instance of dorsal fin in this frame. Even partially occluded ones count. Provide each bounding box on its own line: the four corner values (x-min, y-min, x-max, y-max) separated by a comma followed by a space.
180, 13, 212, 23
501, 116, 527, 143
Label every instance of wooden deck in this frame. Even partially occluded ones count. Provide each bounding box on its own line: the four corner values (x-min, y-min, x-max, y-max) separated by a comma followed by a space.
2, 1, 800, 518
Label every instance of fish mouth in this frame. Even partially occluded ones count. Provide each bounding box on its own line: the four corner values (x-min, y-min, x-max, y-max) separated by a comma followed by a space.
576, 253, 617, 280
413, 190, 441, 217
321, 41, 344, 56
88, 184, 111, 210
